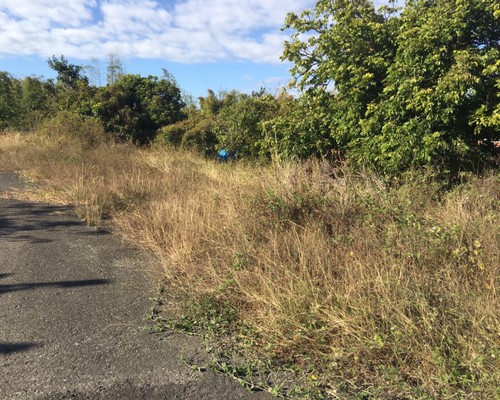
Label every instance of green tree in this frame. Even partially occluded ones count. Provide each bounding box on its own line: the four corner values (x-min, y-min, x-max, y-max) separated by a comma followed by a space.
158, 89, 229, 155
283, 0, 397, 148
358, 0, 500, 172
47, 56, 95, 116
198, 89, 240, 117
0, 72, 21, 129
283, 0, 499, 173
159, 89, 283, 158
20, 76, 56, 129
92, 74, 185, 143
0, 73, 58, 130
48, 55, 88, 89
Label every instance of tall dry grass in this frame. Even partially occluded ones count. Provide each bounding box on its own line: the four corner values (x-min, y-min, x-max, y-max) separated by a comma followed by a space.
0, 126, 498, 399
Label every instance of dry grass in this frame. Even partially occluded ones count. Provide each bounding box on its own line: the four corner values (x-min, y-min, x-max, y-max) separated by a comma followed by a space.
1, 127, 498, 399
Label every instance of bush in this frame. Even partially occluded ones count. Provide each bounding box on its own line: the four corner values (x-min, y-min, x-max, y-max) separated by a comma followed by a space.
158, 123, 186, 147
158, 111, 218, 156
39, 111, 107, 148
213, 93, 279, 159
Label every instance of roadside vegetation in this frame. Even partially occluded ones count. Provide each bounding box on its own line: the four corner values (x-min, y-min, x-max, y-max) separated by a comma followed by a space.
0, 0, 499, 398
1, 127, 498, 399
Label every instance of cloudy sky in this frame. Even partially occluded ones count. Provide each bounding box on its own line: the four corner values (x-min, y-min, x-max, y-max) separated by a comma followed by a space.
0, 0, 386, 99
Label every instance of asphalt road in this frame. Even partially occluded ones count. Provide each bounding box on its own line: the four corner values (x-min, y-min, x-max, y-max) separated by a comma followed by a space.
0, 172, 273, 400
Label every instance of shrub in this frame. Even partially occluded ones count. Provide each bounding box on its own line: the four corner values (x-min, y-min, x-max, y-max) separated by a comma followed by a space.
39, 111, 106, 148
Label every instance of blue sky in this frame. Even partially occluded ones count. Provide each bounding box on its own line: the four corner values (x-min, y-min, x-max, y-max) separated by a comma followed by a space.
0, 0, 388, 99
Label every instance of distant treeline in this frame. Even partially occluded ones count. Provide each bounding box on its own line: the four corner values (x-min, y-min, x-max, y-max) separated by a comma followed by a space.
1, 0, 499, 176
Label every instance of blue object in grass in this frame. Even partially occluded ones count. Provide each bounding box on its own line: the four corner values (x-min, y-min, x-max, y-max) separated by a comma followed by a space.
218, 149, 229, 162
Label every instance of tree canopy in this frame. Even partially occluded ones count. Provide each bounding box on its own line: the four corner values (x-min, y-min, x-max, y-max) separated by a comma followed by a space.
282, 0, 500, 173
48, 55, 88, 89
92, 74, 185, 143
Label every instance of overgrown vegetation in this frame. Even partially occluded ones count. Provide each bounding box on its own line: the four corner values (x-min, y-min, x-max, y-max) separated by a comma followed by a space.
1, 129, 498, 399
1, 0, 499, 398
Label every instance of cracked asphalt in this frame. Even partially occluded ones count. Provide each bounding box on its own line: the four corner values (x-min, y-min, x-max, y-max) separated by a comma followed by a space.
0, 172, 273, 400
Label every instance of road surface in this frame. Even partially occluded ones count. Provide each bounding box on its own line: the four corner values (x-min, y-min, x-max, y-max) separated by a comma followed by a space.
0, 172, 273, 400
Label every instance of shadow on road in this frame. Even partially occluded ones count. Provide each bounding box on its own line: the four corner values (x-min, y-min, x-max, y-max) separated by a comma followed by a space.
0, 202, 86, 243
0, 279, 111, 295
0, 342, 40, 355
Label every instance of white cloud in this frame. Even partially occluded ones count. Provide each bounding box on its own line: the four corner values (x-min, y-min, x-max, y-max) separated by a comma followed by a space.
0, 0, 96, 27
100, 0, 173, 36
173, 0, 306, 33
0, 0, 315, 63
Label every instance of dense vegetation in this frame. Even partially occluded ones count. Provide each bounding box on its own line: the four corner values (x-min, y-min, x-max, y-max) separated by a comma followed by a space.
1, 0, 499, 174
283, 0, 500, 173
1, 128, 498, 399
0, 56, 185, 144
0, 0, 498, 398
